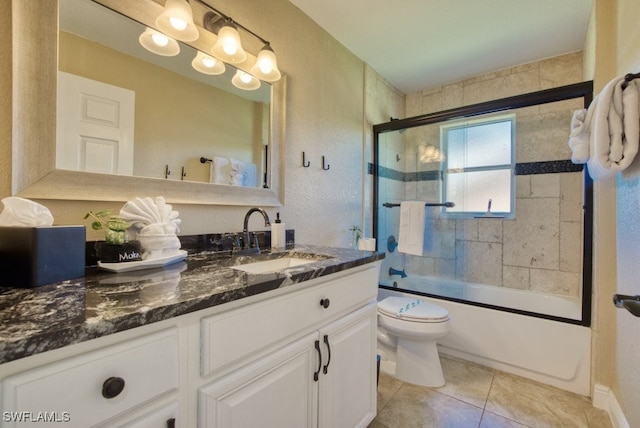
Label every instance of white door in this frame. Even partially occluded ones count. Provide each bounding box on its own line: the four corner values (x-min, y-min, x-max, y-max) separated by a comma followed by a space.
56, 71, 135, 175
318, 304, 378, 428
199, 333, 319, 428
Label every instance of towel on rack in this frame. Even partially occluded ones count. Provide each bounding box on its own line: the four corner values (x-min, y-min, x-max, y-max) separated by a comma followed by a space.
209, 157, 230, 184
398, 201, 426, 256
242, 162, 257, 187
229, 158, 246, 186
568, 75, 640, 180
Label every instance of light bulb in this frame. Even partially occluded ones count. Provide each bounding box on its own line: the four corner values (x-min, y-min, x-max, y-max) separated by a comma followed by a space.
202, 57, 216, 68
152, 33, 169, 47
169, 17, 187, 31
240, 72, 252, 83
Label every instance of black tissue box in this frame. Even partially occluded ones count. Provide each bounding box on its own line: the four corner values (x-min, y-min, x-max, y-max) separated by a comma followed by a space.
0, 226, 86, 288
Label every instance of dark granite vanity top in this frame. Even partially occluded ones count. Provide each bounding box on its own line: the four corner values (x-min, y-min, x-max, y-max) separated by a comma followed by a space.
0, 245, 384, 365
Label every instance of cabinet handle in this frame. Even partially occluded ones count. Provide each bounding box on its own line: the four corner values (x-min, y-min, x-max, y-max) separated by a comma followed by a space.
101, 376, 125, 399
313, 339, 322, 381
320, 298, 330, 309
322, 335, 331, 374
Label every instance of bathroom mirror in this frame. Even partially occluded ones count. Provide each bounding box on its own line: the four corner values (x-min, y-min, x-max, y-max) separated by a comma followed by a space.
12, 0, 285, 206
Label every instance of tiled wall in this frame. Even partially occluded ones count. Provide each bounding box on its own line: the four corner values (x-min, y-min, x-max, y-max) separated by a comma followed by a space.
378, 52, 586, 297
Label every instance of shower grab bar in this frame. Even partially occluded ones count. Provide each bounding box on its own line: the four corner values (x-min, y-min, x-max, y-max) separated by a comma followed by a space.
383, 201, 455, 208
613, 293, 640, 317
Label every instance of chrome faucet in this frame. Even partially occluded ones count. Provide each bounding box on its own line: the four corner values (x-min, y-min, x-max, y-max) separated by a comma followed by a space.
238, 207, 271, 254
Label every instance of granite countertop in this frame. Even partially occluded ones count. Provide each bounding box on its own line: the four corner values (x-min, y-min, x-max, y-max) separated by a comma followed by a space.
0, 245, 384, 365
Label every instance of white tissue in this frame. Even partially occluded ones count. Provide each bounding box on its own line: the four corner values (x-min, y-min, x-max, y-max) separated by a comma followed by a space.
0, 197, 54, 227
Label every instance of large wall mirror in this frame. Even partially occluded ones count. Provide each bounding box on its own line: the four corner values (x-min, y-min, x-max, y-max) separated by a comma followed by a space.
13, 0, 285, 206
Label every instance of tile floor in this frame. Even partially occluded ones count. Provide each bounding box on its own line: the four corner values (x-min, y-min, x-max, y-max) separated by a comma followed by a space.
369, 355, 612, 428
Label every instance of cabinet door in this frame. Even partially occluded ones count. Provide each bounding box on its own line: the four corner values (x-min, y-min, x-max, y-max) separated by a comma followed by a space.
199, 333, 318, 428
318, 303, 377, 428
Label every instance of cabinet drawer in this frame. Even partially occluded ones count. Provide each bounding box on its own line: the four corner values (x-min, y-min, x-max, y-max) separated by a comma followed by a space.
201, 264, 379, 377
2, 329, 178, 428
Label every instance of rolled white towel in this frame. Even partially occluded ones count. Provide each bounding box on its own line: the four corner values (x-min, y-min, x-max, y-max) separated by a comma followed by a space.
587, 76, 640, 180
568, 108, 591, 164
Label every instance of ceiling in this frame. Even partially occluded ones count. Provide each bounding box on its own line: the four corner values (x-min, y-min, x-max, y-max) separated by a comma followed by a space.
288, 0, 594, 94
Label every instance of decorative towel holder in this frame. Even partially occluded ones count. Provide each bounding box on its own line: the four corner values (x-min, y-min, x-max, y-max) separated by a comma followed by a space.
621, 72, 640, 90
383, 201, 455, 208
613, 293, 640, 317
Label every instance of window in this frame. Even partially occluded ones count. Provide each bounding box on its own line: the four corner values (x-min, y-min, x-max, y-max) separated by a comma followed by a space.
441, 114, 515, 217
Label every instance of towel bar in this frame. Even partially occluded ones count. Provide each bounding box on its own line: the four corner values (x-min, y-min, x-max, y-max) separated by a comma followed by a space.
613, 293, 640, 317
621, 72, 640, 90
383, 201, 455, 208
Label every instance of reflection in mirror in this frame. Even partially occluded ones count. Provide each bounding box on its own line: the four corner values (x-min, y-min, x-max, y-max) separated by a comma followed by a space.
58, 0, 271, 188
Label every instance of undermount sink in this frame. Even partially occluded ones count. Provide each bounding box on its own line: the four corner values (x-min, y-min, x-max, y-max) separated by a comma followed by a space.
232, 255, 325, 274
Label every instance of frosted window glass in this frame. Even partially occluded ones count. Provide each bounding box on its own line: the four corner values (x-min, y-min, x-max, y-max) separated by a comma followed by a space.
446, 170, 512, 212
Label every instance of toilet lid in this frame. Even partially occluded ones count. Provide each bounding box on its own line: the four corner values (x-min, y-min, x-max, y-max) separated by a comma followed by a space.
378, 296, 449, 322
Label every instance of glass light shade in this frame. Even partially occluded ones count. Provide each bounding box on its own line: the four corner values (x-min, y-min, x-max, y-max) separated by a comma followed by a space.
211, 21, 247, 64
192, 51, 226, 75
250, 44, 281, 82
232, 70, 261, 91
139, 28, 180, 56
156, 0, 199, 42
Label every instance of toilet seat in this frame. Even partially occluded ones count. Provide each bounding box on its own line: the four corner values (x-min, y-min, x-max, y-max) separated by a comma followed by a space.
378, 296, 449, 323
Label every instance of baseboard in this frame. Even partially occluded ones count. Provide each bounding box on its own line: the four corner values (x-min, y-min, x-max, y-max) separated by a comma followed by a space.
593, 384, 630, 428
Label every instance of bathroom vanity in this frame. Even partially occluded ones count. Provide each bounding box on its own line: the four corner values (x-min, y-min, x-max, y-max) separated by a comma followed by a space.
0, 246, 383, 427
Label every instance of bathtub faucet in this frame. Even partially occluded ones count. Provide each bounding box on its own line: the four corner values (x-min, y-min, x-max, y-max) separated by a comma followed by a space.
389, 267, 407, 278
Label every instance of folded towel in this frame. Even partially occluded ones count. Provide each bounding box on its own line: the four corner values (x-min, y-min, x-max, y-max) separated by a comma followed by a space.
120, 196, 182, 260
209, 157, 230, 184
568, 108, 591, 163
398, 201, 426, 256
229, 158, 246, 186
568, 75, 640, 180
243, 162, 257, 187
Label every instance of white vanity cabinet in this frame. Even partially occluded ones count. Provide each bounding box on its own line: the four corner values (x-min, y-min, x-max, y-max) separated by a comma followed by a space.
198, 263, 380, 428
0, 261, 381, 428
0, 329, 180, 428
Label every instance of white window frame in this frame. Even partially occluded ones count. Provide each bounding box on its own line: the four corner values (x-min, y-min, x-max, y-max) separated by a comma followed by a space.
440, 113, 516, 219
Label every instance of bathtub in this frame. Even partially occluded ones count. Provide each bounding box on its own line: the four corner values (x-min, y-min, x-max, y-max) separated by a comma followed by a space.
378, 276, 591, 396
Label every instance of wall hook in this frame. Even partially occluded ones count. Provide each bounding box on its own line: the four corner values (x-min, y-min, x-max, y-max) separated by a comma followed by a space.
165, 164, 171, 179
302, 152, 310, 167
181, 166, 187, 180
322, 156, 330, 170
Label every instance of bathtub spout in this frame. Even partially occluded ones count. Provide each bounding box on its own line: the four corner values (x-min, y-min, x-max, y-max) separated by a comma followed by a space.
389, 267, 407, 278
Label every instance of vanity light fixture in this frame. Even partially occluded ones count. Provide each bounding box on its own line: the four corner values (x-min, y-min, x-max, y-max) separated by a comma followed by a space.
139, 27, 180, 56
250, 43, 281, 82
231, 70, 261, 91
192, 50, 226, 75
199, 2, 282, 83
142, 0, 282, 88
210, 19, 247, 64
156, 0, 199, 42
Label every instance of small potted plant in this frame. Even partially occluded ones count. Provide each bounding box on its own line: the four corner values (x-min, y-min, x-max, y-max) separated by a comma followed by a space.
84, 210, 141, 263
350, 225, 362, 248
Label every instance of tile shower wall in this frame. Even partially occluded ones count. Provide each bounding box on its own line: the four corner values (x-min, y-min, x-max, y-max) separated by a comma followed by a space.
380, 52, 586, 297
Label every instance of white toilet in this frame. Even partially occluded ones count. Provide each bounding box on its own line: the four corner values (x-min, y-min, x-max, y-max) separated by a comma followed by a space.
377, 296, 452, 387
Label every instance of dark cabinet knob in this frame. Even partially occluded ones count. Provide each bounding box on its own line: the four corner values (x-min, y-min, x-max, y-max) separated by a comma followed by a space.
102, 376, 125, 399
320, 298, 330, 309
